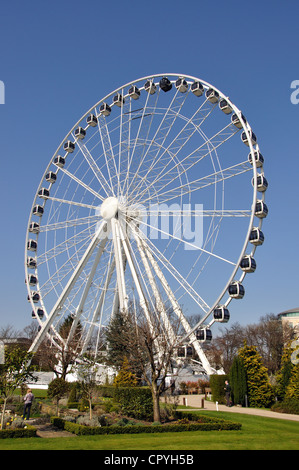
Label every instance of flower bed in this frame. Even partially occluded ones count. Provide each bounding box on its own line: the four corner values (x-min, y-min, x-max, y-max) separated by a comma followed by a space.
51, 411, 241, 436
0, 425, 37, 439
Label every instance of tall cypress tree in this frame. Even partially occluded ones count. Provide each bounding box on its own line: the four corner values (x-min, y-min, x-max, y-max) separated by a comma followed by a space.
229, 356, 247, 406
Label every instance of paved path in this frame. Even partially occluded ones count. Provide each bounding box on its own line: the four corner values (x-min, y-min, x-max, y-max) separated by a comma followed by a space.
178, 394, 299, 422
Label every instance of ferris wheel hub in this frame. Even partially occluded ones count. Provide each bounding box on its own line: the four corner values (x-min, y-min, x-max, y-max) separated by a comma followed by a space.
100, 197, 119, 220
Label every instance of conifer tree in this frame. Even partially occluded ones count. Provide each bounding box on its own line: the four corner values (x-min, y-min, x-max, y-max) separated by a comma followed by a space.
238, 342, 274, 408
229, 356, 247, 406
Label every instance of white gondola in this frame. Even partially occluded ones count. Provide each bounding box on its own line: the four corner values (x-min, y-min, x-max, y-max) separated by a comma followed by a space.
99, 102, 111, 116
27, 239, 37, 251
159, 77, 172, 92
177, 345, 193, 358
54, 155, 65, 168
206, 88, 219, 103
240, 255, 256, 273
32, 308, 44, 319
28, 291, 40, 303
255, 200, 268, 218
219, 99, 233, 114
27, 274, 37, 286
144, 80, 157, 94
248, 150, 264, 168
33, 205, 44, 217
228, 281, 245, 299
86, 113, 98, 127
74, 127, 86, 140
196, 328, 212, 342
175, 78, 188, 93
241, 130, 257, 146
249, 227, 264, 246
191, 81, 204, 96
128, 85, 140, 100
46, 171, 57, 183
213, 306, 230, 323
29, 222, 40, 233
64, 141, 75, 153
113, 93, 125, 107
231, 113, 247, 129
38, 188, 49, 199
27, 257, 37, 269
253, 174, 268, 192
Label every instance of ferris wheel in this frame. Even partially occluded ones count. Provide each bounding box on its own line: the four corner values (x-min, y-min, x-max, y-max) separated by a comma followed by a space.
25, 74, 267, 375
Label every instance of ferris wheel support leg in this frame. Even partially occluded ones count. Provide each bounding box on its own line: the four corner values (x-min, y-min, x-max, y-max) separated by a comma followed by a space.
138, 230, 214, 375
117, 221, 156, 336
111, 217, 128, 311
65, 238, 107, 350
132, 227, 176, 343
29, 221, 108, 354
81, 258, 116, 355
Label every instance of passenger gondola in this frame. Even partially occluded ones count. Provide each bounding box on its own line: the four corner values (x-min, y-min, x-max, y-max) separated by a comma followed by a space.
240, 255, 256, 273
33, 205, 44, 217
144, 80, 157, 94
74, 127, 86, 140
86, 113, 98, 127
159, 77, 172, 92
64, 141, 75, 153
29, 222, 40, 233
54, 155, 65, 168
248, 150, 264, 168
241, 130, 257, 146
27, 257, 37, 269
27, 239, 37, 251
45, 171, 57, 183
219, 99, 233, 114
175, 78, 188, 93
213, 306, 230, 322
191, 81, 204, 96
113, 93, 125, 107
128, 85, 140, 100
206, 88, 219, 103
196, 328, 212, 342
228, 281, 245, 299
255, 200, 268, 218
249, 227, 264, 246
38, 188, 49, 199
231, 113, 247, 129
99, 102, 112, 116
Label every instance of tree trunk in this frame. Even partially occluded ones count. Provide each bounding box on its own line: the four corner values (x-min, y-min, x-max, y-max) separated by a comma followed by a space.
0, 397, 7, 429
152, 386, 161, 423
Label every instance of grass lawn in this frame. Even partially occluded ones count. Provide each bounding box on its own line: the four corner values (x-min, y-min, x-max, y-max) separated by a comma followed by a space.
1, 410, 298, 450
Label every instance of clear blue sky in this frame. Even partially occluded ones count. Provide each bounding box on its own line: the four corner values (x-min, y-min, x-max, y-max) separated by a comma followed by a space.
0, 0, 298, 331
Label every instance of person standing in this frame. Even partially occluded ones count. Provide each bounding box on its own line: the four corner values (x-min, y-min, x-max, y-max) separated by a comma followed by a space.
22, 388, 34, 420
224, 380, 231, 407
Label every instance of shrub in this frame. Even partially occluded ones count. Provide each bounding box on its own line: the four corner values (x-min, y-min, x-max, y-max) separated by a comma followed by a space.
114, 387, 153, 420
209, 375, 228, 404
0, 425, 37, 439
271, 398, 299, 415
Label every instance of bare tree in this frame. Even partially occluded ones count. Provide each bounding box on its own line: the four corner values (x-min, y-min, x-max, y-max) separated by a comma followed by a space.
106, 306, 182, 423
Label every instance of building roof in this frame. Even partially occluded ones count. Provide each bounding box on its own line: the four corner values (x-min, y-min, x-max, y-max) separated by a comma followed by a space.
278, 308, 299, 317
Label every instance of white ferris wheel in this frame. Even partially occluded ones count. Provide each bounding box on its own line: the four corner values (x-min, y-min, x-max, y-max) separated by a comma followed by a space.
25, 74, 268, 375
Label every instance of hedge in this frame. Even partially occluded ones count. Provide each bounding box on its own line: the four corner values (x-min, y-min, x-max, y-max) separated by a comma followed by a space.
51, 413, 241, 436
0, 425, 37, 439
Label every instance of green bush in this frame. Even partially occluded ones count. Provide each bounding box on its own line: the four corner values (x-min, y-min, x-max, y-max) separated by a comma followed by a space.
114, 387, 153, 420
0, 425, 37, 439
271, 398, 299, 415
209, 375, 228, 404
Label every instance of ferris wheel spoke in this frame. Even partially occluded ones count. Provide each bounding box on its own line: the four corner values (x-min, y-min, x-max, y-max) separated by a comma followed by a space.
132, 224, 211, 314
39, 215, 99, 233
46, 196, 98, 211
127, 87, 188, 198
129, 95, 215, 196
96, 114, 119, 196
134, 120, 240, 204
75, 137, 113, 199
57, 165, 105, 202
36, 223, 96, 265
140, 160, 251, 205
29, 221, 108, 353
